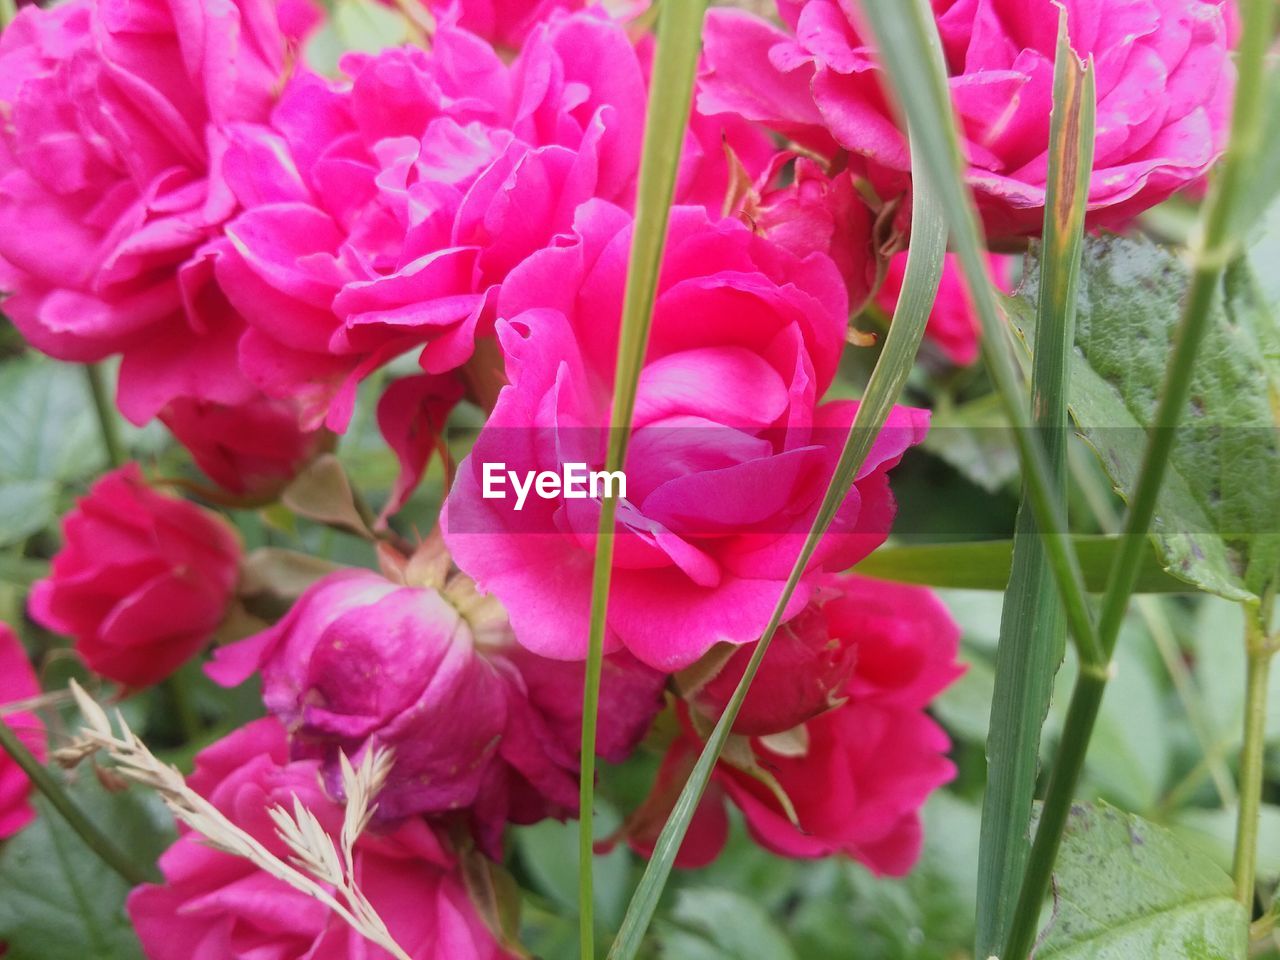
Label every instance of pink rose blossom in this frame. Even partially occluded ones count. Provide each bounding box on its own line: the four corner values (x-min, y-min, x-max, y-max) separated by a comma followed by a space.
745, 157, 877, 311
127, 718, 513, 960
215, 10, 765, 430
876, 253, 1016, 366
0, 623, 44, 840
208, 566, 664, 853
635, 575, 962, 874
444, 201, 929, 672
0, 0, 294, 423
29, 464, 241, 688
700, 0, 1236, 236
160, 394, 332, 502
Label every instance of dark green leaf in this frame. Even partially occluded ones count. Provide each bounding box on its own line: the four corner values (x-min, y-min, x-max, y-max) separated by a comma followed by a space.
1010, 224, 1280, 602
0, 777, 174, 960
1039, 804, 1249, 959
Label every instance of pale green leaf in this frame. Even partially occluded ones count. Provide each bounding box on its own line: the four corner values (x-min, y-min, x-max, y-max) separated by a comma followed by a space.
1039, 804, 1249, 960
657, 890, 796, 960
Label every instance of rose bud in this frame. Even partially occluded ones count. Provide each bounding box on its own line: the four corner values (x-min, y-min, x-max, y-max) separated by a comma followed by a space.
160, 394, 332, 503
29, 464, 241, 688
634, 575, 964, 875
0, 622, 44, 839
208, 565, 665, 852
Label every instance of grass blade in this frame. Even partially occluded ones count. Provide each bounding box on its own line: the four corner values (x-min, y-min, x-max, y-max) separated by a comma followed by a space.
1002, 0, 1280, 953
857, 0, 1101, 667
975, 17, 1096, 955
852, 535, 1188, 594
578, 1, 710, 956
606, 130, 948, 960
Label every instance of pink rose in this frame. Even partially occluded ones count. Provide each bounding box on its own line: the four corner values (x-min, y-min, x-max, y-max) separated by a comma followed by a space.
0, 623, 44, 840
29, 464, 241, 688
745, 158, 877, 312
876, 253, 1016, 366
208, 566, 665, 853
444, 200, 929, 672
0, 0, 294, 424
700, 0, 1236, 236
127, 718, 512, 960
215, 10, 764, 431
215, 13, 646, 430
636, 576, 962, 874
160, 394, 332, 502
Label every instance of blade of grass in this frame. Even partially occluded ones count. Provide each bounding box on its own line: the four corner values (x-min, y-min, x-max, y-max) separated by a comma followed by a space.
1002, 0, 1278, 954
606, 128, 949, 960
579, 2, 709, 956
857, 0, 1102, 669
852, 535, 1190, 594
974, 18, 1095, 956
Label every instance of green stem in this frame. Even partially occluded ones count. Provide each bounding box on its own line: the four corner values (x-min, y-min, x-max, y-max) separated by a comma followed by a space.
0, 715, 156, 886
0, 0, 16, 30
165, 673, 201, 745
1232, 611, 1275, 909
84, 365, 125, 469
1001, 0, 1277, 954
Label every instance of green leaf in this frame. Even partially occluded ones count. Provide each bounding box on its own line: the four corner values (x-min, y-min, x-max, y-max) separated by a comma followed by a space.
852, 536, 1192, 593
922, 393, 1019, 495
655, 890, 796, 960
1190, 596, 1280, 751
0, 777, 174, 960
1010, 223, 1280, 602
1047, 634, 1172, 813
0, 479, 57, 547
0, 357, 101, 546
303, 0, 412, 74
514, 805, 632, 934
1038, 804, 1249, 960
786, 794, 982, 960
1174, 804, 1280, 885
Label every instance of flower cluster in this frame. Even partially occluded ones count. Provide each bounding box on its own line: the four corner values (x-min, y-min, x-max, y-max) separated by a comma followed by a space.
0, 0, 1237, 956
